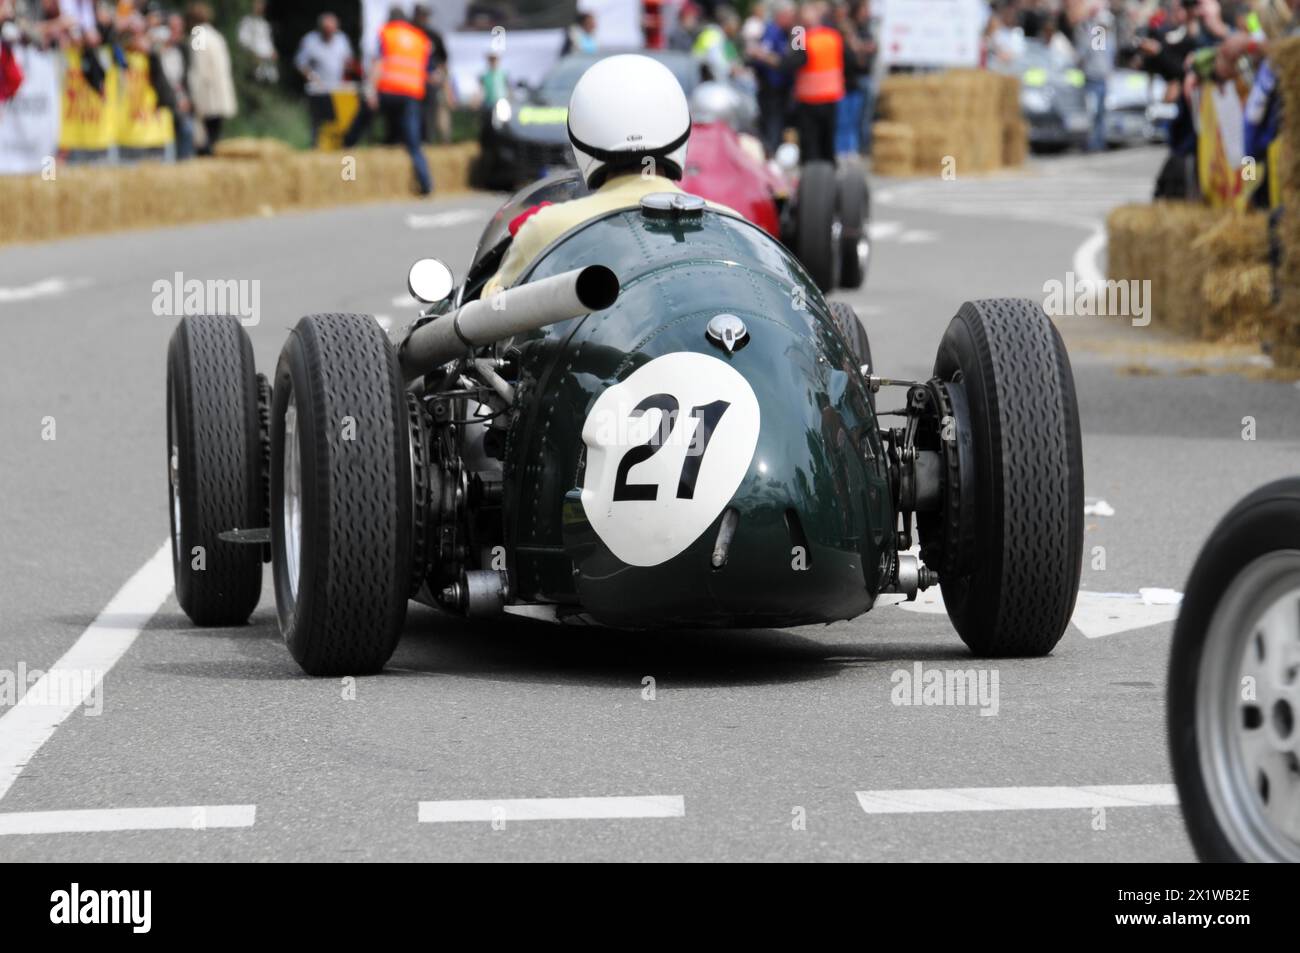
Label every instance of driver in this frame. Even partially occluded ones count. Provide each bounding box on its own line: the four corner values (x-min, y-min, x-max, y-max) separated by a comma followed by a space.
482, 53, 729, 297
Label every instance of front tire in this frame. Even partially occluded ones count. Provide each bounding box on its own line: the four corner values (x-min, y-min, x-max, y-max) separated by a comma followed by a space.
166, 315, 263, 626
1169, 479, 1300, 861
929, 298, 1084, 657
271, 313, 412, 676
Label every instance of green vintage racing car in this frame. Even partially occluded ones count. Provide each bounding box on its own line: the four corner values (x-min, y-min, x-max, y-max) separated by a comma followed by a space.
165, 179, 1085, 675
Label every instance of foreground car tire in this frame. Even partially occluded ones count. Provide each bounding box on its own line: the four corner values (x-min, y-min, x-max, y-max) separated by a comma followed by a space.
932, 298, 1084, 657
793, 160, 840, 293
836, 162, 869, 289
166, 315, 264, 626
828, 301, 874, 411
1169, 479, 1300, 861
271, 313, 411, 676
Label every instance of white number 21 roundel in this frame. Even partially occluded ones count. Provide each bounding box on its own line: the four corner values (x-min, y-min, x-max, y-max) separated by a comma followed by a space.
580, 352, 761, 567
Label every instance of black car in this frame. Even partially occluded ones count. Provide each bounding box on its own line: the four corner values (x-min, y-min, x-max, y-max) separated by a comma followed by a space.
993, 41, 1091, 152
472, 50, 705, 191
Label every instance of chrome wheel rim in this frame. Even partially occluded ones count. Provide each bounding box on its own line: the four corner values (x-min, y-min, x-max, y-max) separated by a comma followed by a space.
282, 393, 302, 603
1197, 550, 1300, 861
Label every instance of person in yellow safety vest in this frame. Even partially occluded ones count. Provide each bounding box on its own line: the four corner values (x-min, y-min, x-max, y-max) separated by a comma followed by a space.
791, 1, 844, 164
343, 6, 434, 195
692, 6, 743, 82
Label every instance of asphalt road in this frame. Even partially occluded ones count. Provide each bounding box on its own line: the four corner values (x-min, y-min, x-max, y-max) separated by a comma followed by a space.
1, 146, 1297, 861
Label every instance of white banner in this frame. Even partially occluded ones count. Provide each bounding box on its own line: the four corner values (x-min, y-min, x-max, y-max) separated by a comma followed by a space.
879, 0, 984, 68
0, 47, 61, 176
445, 29, 567, 104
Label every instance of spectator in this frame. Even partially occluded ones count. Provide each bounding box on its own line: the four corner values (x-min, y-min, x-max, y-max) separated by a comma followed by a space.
747, 0, 799, 155
238, 0, 277, 85
562, 11, 599, 55
293, 12, 353, 146
693, 4, 742, 81
344, 6, 433, 196
835, 0, 874, 155
792, 0, 844, 164
185, 1, 236, 156
412, 4, 452, 144
479, 49, 508, 106
158, 11, 193, 158
989, 1, 1027, 63
851, 0, 877, 154
1068, 0, 1116, 152
667, 1, 701, 52
742, 1, 767, 47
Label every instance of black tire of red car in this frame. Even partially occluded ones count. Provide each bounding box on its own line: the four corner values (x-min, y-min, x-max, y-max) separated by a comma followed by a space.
165, 315, 264, 626
836, 162, 869, 289
794, 160, 840, 293
270, 313, 412, 676
828, 301, 874, 413
930, 298, 1084, 657
1168, 478, 1300, 861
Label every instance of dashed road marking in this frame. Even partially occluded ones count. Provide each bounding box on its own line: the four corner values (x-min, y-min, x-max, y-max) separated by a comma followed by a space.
0, 804, 256, 836
0, 541, 172, 803
855, 784, 1178, 814
0, 277, 90, 304
418, 795, 686, 823
406, 209, 486, 229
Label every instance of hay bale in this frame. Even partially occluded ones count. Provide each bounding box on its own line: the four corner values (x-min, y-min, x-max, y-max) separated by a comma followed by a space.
1003, 118, 1028, 167
213, 137, 294, 161
871, 121, 915, 175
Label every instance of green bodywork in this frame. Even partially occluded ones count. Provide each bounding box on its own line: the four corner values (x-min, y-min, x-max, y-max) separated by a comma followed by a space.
501, 204, 893, 627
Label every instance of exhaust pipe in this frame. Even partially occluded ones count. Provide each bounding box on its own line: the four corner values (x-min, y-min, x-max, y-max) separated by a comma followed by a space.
400, 265, 619, 381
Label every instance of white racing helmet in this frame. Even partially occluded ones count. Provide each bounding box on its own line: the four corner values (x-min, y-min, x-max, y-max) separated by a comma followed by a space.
567, 54, 691, 188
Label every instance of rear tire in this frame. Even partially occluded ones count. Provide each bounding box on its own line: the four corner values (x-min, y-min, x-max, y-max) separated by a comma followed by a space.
930, 298, 1084, 657
270, 313, 412, 676
166, 315, 263, 626
836, 161, 869, 289
793, 160, 840, 293
1169, 479, 1300, 861
829, 301, 874, 412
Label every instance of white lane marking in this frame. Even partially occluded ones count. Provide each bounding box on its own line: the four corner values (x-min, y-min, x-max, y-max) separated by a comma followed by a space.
418, 795, 686, 823
1070, 590, 1182, 638
0, 277, 89, 304
1073, 224, 1107, 287
406, 209, 485, 229
880, 586, 1184, 637
0, 804, 255, 836
867, 220, 901, 240
0, 541, 172, 803
1084, 497, 1115, 516
856, 784, 1178, 815
898, 229, 937, 244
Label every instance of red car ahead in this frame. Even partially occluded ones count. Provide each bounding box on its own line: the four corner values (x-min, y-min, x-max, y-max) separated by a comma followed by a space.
679, 82, 870, 293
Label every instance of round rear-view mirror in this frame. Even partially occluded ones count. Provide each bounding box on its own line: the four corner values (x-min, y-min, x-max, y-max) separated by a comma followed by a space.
407, 258, 455, 304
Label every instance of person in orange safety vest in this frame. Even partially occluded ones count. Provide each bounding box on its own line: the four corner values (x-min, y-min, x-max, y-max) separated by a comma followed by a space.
344, 7, 434, 195
791, 2, 844, 164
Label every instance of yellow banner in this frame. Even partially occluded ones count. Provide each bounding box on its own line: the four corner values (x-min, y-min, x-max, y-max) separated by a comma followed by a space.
1197, 84, 1260, 211
60, 48, 116, 151
59, 48, 173, 152
116, 50, 173, 149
